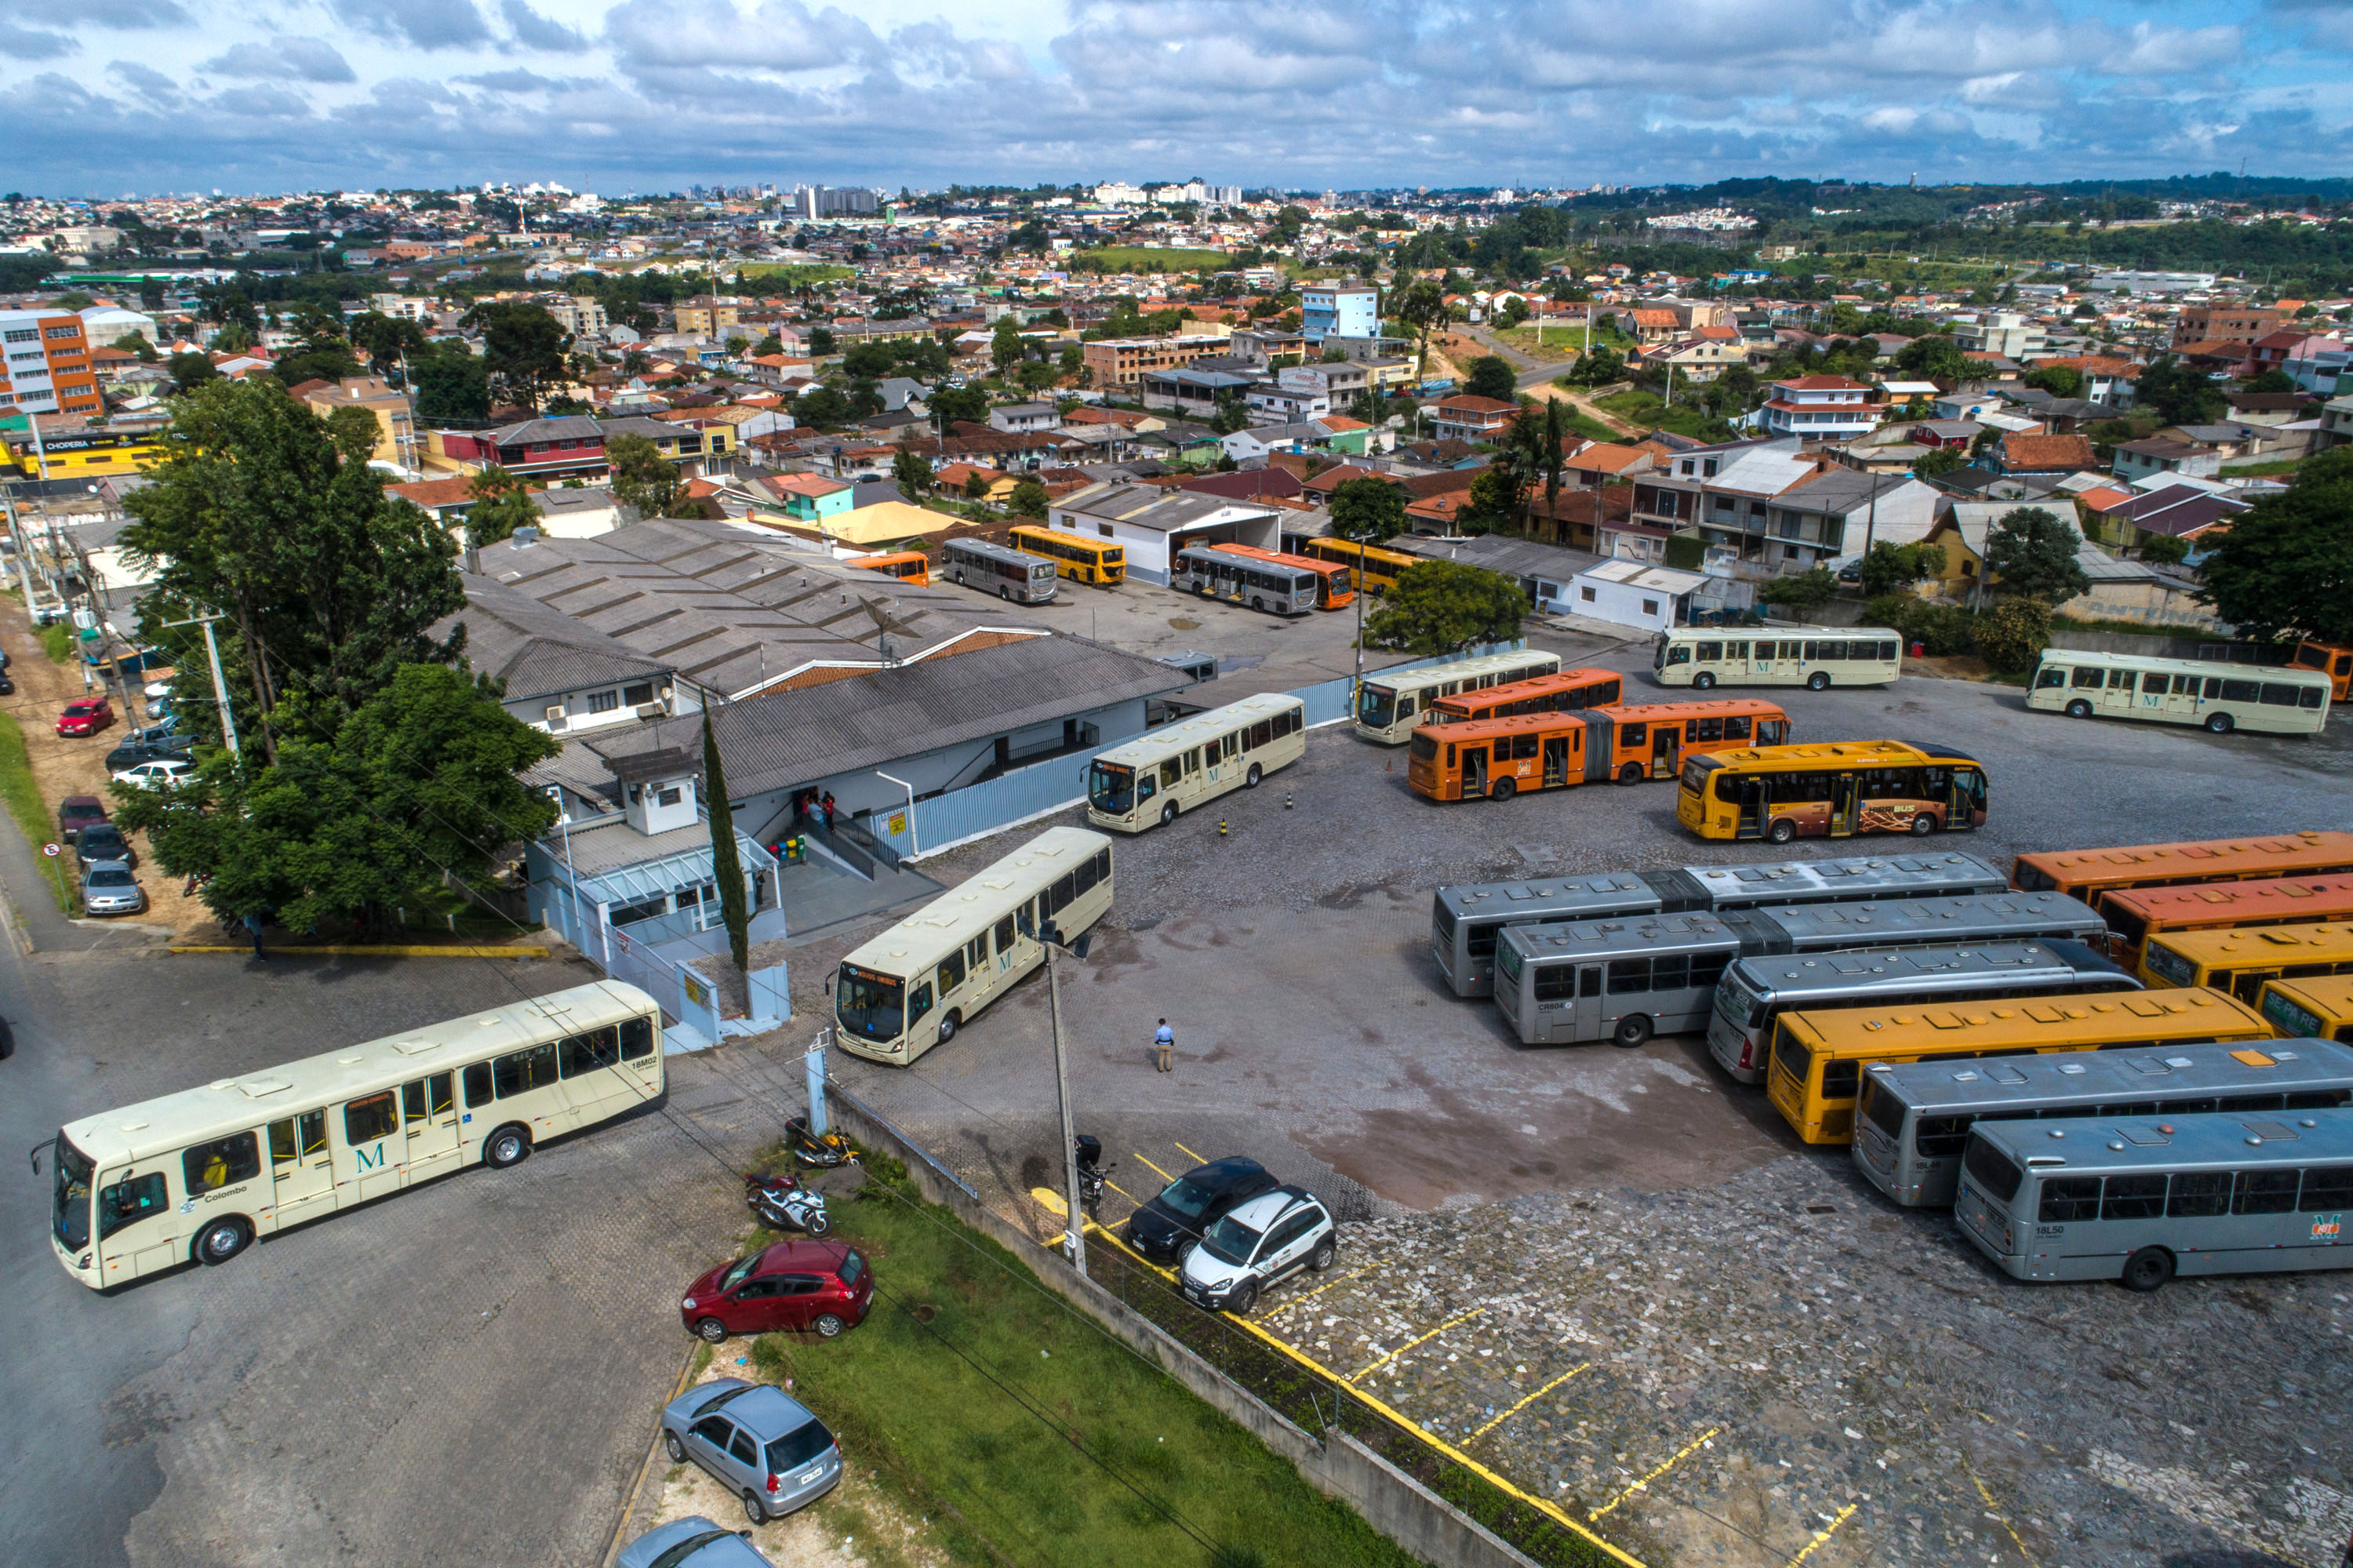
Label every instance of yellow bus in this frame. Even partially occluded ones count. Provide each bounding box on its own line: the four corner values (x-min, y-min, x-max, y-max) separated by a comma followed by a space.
2257, 975, 2353, 1043
2140, 920, 2353, 1001
2097, 874, 2353, 970
45, 981, 664, 1289
1009, 524, 1126, 585
1766, 987, 2271, 1145
1300, 536, 1422, 595
1675, 739, 1988, 844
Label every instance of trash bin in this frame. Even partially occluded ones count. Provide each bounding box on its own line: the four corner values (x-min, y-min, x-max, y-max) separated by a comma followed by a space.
1909, 641, 1926, 659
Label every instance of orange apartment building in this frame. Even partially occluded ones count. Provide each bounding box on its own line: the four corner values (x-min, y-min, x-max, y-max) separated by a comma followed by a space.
0, 310, 103, 424
1080, 333, 1226, 390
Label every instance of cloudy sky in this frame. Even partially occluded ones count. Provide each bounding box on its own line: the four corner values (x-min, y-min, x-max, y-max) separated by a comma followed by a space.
4, 0, 2350, 197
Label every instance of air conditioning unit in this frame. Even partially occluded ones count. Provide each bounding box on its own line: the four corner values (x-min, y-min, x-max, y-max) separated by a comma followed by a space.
544, 705, 566, 730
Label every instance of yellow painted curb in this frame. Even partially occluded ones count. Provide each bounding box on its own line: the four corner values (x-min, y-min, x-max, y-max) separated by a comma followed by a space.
169, 944, 550, 959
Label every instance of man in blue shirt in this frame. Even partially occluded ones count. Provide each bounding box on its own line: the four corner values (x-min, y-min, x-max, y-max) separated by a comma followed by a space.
1154, 1018, 1174, 1073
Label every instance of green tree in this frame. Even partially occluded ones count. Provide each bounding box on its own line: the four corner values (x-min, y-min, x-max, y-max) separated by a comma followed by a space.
1757, 566, 1838, 614
1016, 359, 1060, 393
2197, 447, 2353, 643
1911, 446, 1965, 479
1465, 355, 1518, 403
1893, 333, 1968, 383
347, 311, 429, 377
413, 348, 489, 422
463, 466, 540, 548
1983, 507, 2090, 604
1390, 278, 1449, 375
1008, 478, 1049, 518
1971, 595, 2052, 675
2137, 532, 2191, 566
808, 326, 837, 355
111, 330, 157, 362
1856, 540, 1947, 598
460, 301, 573, 409
1361, 562, 1525, 653
2021, 364, 2082, 400
794, 386, 854, 429
1569, 344, 1624, 387
1329, 475, 1407, 544
928, 384, 987, 426
1458, 465, 1523, 536
606, 432, 682, 517
702, 711, 749, 973
892, 449, 934, 493
121, 379, 466, 759
962, 469, 992, 501
1496, 296, 1529, 328
2243, 369, 2297, 395
1058, 342, 1083, 377
166, 351, 220, 391
111, 663, 558, 935
990, 318, 1025, 377
2133, 355, 2227, 427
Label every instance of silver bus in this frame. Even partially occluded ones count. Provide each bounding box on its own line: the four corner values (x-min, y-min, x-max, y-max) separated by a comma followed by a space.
1713, 890, 2106, 959
1955, 1107, 2353, 1290
941, 537, 1061, 603
1493, 915, 1739, 1048
1707, 937, 2137, 1084
1173, 545, 1317, 616
1856, 1039, 2353, 1207
1431, 851, 2006, 999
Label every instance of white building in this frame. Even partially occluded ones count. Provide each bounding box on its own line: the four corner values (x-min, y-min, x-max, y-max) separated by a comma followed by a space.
1049, 483, 1282, 585
1758, 375, 1883, 442
367, 293, 438, 323
1093, 181, 1148, 206
1951, 312, 2046, 359
1566, 561, 1708, 634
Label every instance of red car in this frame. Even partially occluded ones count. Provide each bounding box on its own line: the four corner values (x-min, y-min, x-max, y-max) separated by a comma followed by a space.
56, 698, 113, 737
679, 1240, 873, 1343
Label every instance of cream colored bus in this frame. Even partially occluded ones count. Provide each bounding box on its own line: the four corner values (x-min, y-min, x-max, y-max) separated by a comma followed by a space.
1086, 693, 1307, 831
2027, 650, 2330, 737
45, 980, 664, 1290
1653, 626, 1901, 691
835, 827, 1115, 1065
1353, 649, 1562, 744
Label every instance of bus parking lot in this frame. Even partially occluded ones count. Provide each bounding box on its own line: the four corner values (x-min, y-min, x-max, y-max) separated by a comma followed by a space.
818, 646, 2353, 1568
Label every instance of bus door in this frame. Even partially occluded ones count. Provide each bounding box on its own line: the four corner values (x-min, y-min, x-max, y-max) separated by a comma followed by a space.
1754, 639, 1790, 679
1736, 776, 1764, 837
1831, 773, 1860, 836
1651, 724, 1681, 780
267, 1109, 334, 1224
2157, 672, 2198, 719
1463, 744, 1489, 799
2100, 669, 2137, 713
1756, 716, 1789, 745
1542, 734, 1569, 788
1571, 966, 1606, 1038
401, 1072, 462, 1182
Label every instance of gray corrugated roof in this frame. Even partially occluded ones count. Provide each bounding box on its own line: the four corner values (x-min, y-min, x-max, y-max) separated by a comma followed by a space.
587, 635, 1192, 799
449, 577, 674, 702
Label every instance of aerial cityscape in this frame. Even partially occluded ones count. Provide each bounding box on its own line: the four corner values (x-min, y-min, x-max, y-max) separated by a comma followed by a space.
5, 4, 2353, 1568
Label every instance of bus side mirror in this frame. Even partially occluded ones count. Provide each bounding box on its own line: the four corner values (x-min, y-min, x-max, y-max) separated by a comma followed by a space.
1071, 933, 1092, 961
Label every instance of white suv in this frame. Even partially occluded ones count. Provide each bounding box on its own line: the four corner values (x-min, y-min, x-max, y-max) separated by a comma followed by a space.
1177, 1184, 1337, 1314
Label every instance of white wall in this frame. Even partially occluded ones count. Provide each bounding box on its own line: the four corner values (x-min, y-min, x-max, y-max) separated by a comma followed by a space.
1569, 574, 1689, 634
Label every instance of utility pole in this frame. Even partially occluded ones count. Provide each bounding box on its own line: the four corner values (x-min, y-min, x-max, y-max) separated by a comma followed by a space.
163, 609, 241, 755
1040, 917, 1091, 1271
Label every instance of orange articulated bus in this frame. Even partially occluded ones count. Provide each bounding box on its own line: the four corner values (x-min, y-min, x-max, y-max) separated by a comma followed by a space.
2099, 875, 2353, 970
2011, 831, 2353, 900
1213, 542, 1354, 609
1408, 699, 1793, 802
1423, 668, 1625, 724
854, 551, 929, 586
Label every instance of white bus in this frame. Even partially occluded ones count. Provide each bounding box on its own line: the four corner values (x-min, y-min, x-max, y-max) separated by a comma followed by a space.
1353, 649, 1562, 744
1653, 627, 1901, 691
2027, 650, 2330, 737
1086, 693, 1307, 832
1172, 545, 1317, 616
45, 980, 664, 1290
940, 537, 1061, 604
834, 827, 1114, 1066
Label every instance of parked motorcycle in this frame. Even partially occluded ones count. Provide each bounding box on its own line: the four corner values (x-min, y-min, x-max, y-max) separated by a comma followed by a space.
744, 1170, 832, 1238
784, 1115, 857, 1170
1075, 1134, 1113, 1217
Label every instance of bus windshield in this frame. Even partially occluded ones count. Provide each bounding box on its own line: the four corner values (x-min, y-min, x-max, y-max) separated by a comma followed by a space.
1963, 1137, 2024, 1204
1087, 761, 1135, 815
51, 1134, 93, 1250
1358, 684, 1398, 729
1409, 730, 1438, 762
2263, 988, 2326, 1039
835, 966, 905, 1041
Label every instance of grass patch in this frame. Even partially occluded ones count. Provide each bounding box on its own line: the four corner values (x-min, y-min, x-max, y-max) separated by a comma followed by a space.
1072, 246, 1231, 274
2219, 458, 2299, 478
1548, 404, 1624, 444
1487, 327, 1573, 363
0, 710, 71, 910
41, 620, 77, 664
1593, 389, 1732, 442
747, 1174, 1419, 1568
737, 263, 856, 288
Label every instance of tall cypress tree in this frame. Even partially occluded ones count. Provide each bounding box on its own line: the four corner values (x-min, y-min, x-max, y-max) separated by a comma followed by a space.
702, 711, 750, 973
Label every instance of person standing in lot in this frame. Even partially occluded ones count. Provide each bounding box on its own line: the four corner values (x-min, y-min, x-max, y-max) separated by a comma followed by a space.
1155, 1018, 1174, 1073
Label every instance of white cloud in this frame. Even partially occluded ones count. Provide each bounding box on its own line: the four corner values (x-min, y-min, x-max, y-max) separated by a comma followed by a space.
199, 38, 358, 85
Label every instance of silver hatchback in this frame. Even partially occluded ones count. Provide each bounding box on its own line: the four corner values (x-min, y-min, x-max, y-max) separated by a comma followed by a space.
81, 860, 145, 918
660, 1378, 842, 1526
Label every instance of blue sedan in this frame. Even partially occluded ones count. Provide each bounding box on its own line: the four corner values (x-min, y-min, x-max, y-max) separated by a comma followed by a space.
617, 1516, 773, 1568
659, 1378, 842, 1525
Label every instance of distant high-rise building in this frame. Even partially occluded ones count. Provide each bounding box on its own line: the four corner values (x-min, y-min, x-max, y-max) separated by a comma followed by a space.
0, 309, 101, 420
791, 185, 879, 219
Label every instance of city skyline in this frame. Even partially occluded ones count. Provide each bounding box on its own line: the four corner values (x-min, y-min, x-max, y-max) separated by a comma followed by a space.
3, 0, 2351, 195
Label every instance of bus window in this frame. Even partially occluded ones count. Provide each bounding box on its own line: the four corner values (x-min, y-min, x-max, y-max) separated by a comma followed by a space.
2235, 1169, 2301, 1213
345, 1091, 399, 1143
2034, 666, 2068, 689
1665, 646, 1691, 666
184, 1132, 260, 1195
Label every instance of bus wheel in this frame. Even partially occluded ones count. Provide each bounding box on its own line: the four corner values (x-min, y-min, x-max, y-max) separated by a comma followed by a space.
1491, 778, 1517, 802
2205, 711, 2234, 734
485, 1125, 532, 1169
1612, 1014, 1653, 1049
1692, 671, 1715, 689
1909, 813, 1938, 835
193, 1216, 252, 1267
1766, 817, 1798, 845
1160, 801, 1178, 826
998, 586, 1009, 600
1245, 763, 1263, 788
937, 1011, 959, 1044
2121, 1246, 2174, 1293
2065, 699, 2093, 719
1250, 597, 1264, 613
1806, 671, 1831, 692
1617, 763, 1643, 785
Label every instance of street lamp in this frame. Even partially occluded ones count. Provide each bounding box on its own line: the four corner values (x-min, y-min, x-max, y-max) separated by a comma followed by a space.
1037, 917, 1093, 1270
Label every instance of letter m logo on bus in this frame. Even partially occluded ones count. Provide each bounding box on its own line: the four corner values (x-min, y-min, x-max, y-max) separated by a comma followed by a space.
355, 1142, 387, 1171
2314, 1213, 2343, 1243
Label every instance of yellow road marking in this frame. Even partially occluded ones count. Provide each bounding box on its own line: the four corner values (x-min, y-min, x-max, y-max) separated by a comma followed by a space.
1589, 1427, 1720, 1521
1172, 1140, 1207, 1165
1471, 1362, 1591, 1439
1086, 1227, 1646, 1568
1131, 1151, 1174, 1183
1257, 1264, 1373, 1318
1104, 1180, 1140, 1206
1973, 1476, 2037, 1565
1784, 1502, 1859, 1566
1349, 1308, 1484, 1384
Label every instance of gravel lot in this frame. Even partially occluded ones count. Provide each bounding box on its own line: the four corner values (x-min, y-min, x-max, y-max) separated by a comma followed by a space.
787, 646, 2353, 1568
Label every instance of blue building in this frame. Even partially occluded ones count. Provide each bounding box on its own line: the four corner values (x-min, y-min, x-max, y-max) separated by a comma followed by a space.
1300, 285, 1378, 344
